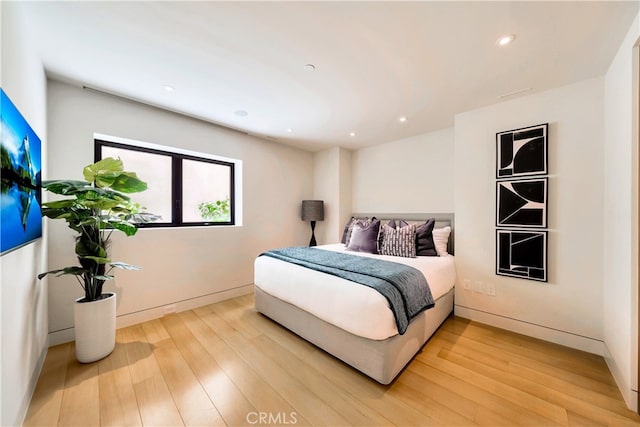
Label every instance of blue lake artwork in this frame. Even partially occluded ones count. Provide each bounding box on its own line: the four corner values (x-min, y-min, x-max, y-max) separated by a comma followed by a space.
1, 88, 42, 254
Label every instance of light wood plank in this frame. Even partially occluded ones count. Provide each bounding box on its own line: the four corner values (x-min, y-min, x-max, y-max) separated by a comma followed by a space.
25, 294, 640, 427
140, 318, 171, 344
304, 339, 443, 426
97, 333, 142, 427
58, 343, 100, 427
430, 340, 640, 426
223, 331, 352, 426
120, 324, 184, 427
410, 354, 561, 425
441, 319, 616, 385
23, 343, 71, 427
436, 327, 622, 399
164, 313, 256, 427
144, 316, 226, 426
419, 345, 570, 425
253, 333, 395, 426
181, 309, 311, 426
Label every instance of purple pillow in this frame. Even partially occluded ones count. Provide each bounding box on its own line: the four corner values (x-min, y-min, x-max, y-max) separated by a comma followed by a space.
400, 218, 437, 256
346, 219, 381, 254
343, 216, 376, 246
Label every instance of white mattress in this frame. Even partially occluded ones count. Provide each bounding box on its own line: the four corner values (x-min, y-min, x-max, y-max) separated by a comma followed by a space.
254, 243, 456, 340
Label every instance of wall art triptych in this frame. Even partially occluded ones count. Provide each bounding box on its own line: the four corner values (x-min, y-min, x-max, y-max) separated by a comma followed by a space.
495, 123, 548, 282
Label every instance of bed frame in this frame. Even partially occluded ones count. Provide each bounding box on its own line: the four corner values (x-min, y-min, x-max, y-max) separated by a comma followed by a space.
254, 213, 455, 384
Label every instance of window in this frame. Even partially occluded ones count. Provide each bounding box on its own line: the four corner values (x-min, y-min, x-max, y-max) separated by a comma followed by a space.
95, 138, 235, 227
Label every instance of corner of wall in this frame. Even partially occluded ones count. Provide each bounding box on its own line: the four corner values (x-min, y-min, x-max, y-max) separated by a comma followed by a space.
602, 10, 640, 412
312, 146, 352, 244
605, 343, 638, 411
2, 2, 50, 424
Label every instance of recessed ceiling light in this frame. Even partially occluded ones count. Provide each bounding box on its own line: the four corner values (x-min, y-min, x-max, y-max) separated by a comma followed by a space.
349, 132, 356, 137
234, 110, 248, 117
163, 85, 174, 92
287, 128, 293, 133
304, 64, 316, 71
496, 34, 516, 46
399, 116, 407, 123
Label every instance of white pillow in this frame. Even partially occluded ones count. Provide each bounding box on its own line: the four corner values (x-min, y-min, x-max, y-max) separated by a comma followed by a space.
432, 226, 451, 256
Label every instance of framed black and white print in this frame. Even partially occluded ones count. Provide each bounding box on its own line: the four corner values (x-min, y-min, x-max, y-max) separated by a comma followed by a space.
496, 123, 548, 179
496, 229, 547, 282
496, 177, 548, 228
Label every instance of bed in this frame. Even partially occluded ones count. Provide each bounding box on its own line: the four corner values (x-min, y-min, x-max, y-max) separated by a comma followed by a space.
254, 214, 455, 384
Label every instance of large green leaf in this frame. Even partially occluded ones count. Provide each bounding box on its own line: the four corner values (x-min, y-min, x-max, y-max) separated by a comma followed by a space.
75, 239, 107, 259
81, 255, 111, 264
82, 158, 148, 193
82, 199, 126, 211
83, 158, 124, 183
76, 187, 130, 201
109, 172, 148, 193
109, 262, 141, 271
42, 180, 91, 195
41, 208, 75, 220
41, 199, 76, 209
126, 212, 162, 224
37, 266, 87, 280
106, 221, 138, 236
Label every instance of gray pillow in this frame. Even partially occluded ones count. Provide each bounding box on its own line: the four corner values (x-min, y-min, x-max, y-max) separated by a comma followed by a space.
346, 219, 381, 254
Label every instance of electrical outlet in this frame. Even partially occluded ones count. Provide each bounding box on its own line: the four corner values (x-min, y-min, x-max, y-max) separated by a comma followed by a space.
486, 283, 496, 296
463, 279, 471, 290
473, 281, 484, 293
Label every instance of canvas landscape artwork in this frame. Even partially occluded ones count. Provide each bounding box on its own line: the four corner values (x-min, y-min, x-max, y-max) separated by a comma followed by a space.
1, 89, 42, 254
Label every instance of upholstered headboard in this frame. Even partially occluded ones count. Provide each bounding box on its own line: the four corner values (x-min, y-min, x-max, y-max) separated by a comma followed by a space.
351, 213, 455, 255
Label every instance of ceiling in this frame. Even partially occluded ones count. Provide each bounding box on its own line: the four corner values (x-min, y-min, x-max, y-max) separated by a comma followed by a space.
16, 1, 639, 151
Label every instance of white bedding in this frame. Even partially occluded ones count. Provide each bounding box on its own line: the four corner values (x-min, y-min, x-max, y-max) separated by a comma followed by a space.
254, 243, 456, 340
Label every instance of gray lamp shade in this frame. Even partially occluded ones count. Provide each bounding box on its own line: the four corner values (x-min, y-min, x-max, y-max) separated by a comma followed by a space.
301, 200, 324, 221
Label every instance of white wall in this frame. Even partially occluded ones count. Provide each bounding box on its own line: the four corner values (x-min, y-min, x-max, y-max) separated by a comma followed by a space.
313, 147, 352, 244
46, 80, 313, 343
0, 3, 49, 426
603, 10, 640, 411
454, 78, 605, 354
351, 127, 455, 214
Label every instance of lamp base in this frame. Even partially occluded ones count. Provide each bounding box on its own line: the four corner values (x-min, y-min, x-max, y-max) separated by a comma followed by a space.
309, 221, 317, 246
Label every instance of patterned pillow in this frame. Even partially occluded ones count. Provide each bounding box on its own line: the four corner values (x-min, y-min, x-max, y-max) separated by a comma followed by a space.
380, 223, 417, 258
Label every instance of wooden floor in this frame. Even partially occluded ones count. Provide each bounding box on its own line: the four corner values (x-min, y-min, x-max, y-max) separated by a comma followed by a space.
24, 294, 640, 427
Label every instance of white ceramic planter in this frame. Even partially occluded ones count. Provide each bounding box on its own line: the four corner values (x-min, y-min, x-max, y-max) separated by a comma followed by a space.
74, 292, 116, 363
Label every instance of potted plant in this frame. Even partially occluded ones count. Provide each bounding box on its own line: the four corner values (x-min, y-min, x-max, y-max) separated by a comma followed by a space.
38, 157, 158, 362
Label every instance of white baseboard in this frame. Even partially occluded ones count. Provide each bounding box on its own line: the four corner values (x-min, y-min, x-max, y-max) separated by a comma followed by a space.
454, 305, 605, 356
604, 343, 638, 411
15, 342, 48, 427
48, 284, 254, 346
